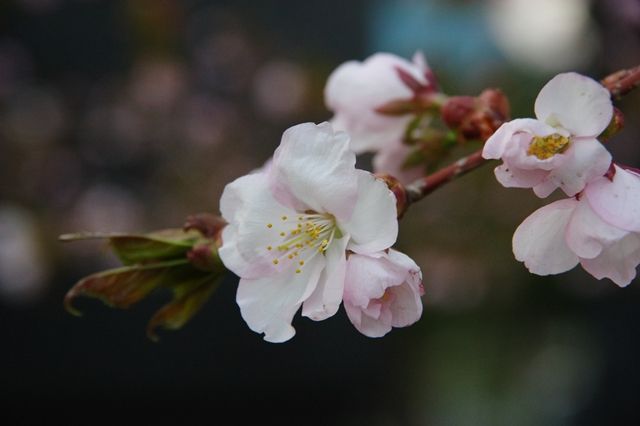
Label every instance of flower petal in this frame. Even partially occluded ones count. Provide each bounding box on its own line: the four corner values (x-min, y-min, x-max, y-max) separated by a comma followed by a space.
535, 137, 611, 197
565, 197, 628, 259
269, 122, 358, 221
340, 170, 398, 254
584, 166, 640, 232
482, 118, 556, 159
534, 72, 613, 137
513, 199, 579, 275
580, 234, 640, 287
351, 307, 393, 338
301, 233, 349, 321
219, 173, 298, 279
325, 53, 424, 153
494, 164, 547, 189
343, 252, 400, 308
236, 255, 324, 342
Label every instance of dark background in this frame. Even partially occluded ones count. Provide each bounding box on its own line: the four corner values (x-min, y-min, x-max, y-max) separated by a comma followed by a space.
1, 0, 640, 424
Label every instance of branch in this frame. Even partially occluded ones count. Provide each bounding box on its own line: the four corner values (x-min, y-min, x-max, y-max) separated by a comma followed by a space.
601, 65, 640, 99
405, 150, 487, 205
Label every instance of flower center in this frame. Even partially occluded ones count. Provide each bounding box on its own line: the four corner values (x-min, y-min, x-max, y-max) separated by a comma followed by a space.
265, 212, 339, 273
526, 134, 570, 160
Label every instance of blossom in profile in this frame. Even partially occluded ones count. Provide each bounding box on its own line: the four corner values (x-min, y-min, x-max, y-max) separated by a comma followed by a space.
325, 51, 435, 154
343, 250, 424, 338
482, 72, 613, 198
512, 166, 640, 286
218, 122, 399, 342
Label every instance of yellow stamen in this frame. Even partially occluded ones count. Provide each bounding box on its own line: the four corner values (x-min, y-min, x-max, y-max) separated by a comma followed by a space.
273, 259, 279, 265
527, 134, 570, 160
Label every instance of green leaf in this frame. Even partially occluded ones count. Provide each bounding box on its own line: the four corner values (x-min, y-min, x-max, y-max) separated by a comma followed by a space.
146, 274, 221, 341
60, 229, 202, 265
64, 259, 197, 315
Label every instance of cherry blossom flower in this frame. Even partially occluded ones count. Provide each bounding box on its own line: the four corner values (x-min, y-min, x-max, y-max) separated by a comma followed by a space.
343, 250, 424, 338
325, 51, 434, 154
512, 166, 640, 286
482, 72, 613, 198
218, 122, 399, 342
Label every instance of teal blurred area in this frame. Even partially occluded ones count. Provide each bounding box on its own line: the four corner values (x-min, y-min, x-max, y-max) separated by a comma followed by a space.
1, 0, 640, 424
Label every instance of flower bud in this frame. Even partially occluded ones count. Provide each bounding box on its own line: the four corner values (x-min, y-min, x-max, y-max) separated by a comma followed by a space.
441, 89, 510, 142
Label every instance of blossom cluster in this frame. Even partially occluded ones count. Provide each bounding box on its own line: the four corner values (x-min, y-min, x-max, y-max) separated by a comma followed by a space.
217, 51, 639, 342
482, 73, 640, 286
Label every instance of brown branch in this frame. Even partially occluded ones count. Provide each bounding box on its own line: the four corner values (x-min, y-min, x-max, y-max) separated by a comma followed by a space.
405, 150, 487, 205
601, 65, 640, 99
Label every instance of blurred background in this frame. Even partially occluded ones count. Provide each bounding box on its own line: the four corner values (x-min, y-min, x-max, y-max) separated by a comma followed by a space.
1, 0, 640, 424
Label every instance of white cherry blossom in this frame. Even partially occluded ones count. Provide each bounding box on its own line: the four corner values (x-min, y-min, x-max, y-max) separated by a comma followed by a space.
483, 72, 613, 198
512, 166, 640, 286
325, 51, 433, 154
218, 122, 398, 342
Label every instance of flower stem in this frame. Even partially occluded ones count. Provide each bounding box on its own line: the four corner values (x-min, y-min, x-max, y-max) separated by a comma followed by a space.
405, 149, 487, 205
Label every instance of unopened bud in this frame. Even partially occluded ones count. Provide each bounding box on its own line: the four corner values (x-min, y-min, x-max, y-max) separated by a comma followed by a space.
184, 213, 226, 241
187, 241, 221, 272
376, 173, 409, 218
441, 96, 475, 129
441, 89, 510, 142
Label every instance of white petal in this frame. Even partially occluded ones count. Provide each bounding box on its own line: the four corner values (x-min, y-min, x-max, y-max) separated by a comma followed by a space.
495, 164, 547, 189
324, 53, 425, 153
584, 166, 640, 232
482, 118, 556, 159
219, 174, 297, 279
512, 199, 580, 275
340, 171, 398, 254
301, 233, 349, 321
580, 234, 640, 287
534, 72, 613, 137
236, 255, 324, 343
536, 137, 611, 197
269, 122, 358, 221
565, 197, 628, 259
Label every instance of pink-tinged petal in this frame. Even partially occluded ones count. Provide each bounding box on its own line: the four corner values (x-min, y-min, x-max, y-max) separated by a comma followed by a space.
389, 281, 423, 328
324, 53, 426, 153
236, 255, 324, 343
219, 174, 298, 279
584, 166, 640, 232
301, 233, 349, 321
565, 198, 628, 259
494, 164, 547, 189
373, 140, 425, 186
269, 122, 358, 221
580, 234, 640, 287
386, 249, 423, 327
534, 72, 613, 137
482, 118, 556, 159
340, 170, 398, 254
346, 302, 393, 338
343, 252, 404, 308
537, 137, 611, 197
512, 199, 580, 275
